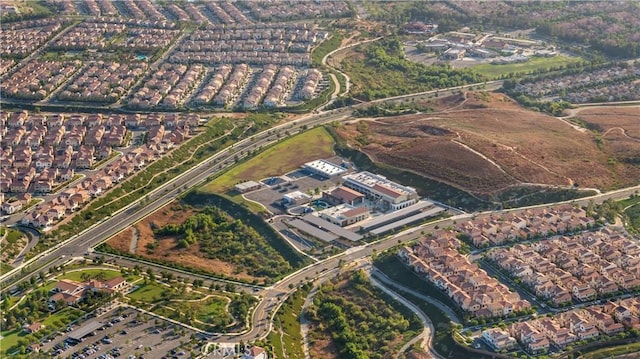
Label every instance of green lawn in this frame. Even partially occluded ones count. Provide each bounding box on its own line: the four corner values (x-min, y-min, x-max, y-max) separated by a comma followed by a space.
127, 281, 167, 303
202, 126, 335, 194
0, 261, 13, 276
472, 55, 583, 79
5, 228, 25, 243
194, 297, 230, 323
0, 307, 84, 356
41, 307, 84, 328
0, 328, 24, 356
57, 268, 122, 282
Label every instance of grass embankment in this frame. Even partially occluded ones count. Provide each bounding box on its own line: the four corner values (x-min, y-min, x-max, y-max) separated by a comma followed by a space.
373, 254, 463, 318
268, 285, 310, 359
373, 254, 495, 359
472, 55, 583, 79
0, 262, 13, 275
202, 126, 335, 194
620, 195, 640, 234
580, 342, 640, 359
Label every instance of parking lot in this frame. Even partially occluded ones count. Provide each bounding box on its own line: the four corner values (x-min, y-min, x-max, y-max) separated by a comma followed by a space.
40, 307, 202, 359
245, 170, 335, 215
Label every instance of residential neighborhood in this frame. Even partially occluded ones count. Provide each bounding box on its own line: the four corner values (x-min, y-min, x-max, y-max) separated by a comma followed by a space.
1, 1, 639, 359
0, 110, 196, 229
399, 203, 640, 356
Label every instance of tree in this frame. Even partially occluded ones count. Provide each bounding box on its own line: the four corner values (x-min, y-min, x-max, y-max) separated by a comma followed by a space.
146, 268, 156, 282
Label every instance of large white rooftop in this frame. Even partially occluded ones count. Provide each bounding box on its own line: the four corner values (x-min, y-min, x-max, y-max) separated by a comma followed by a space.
342, 171, 417, 197
303, 159, 346, 177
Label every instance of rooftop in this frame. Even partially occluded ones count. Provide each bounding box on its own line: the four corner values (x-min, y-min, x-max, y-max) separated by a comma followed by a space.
342, 171, 417, 198
303, 159, 346, 177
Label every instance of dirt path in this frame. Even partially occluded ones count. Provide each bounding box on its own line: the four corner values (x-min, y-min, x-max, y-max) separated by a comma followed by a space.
451, 139, 512, 176
129, 227, 139, 254
603, 127, 640, 142
369, 274, 444, 359
557, 104, 640, 134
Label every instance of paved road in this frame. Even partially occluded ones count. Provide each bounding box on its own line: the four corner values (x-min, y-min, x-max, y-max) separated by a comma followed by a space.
0, 79, 506, 292
3, 83, 639, 348
0, 109, 352, 291
370, 275, 444, 359
371, 268, 461, 324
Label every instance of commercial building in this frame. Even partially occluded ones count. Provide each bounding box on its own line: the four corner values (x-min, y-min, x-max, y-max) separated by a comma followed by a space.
342, 171, 418, 211
319, 204, 370, 227
303, 159, 346, 178
282, 190, 312, 206
234, 180, 262, 193
323, 186, 365, 206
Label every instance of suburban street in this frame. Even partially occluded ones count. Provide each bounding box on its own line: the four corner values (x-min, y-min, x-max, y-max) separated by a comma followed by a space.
1, 82, 639, 355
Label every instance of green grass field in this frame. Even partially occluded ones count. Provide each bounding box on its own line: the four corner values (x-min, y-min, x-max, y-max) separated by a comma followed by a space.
57, 269, 123, 282
472, 55, 583, 79
194, 297, 230, 323
0, 328, 23, 356
202, 126, 335, 194
42, 307, 84, 328
127, 282, 167, 303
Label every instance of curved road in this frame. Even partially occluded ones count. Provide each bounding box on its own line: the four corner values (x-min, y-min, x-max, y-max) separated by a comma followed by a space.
3, 83, 640, 350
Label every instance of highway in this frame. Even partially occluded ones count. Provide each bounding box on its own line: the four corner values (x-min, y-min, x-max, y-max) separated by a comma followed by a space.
0, 108, 353, 291
0, 79, 504, 292
3, 80, 639, 351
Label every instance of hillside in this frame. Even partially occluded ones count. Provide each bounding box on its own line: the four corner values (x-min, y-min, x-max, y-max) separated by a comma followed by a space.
336, 92, 640, 197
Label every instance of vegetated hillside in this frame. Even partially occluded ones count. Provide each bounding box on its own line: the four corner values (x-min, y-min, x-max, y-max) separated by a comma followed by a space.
306, 270, 422, 359
341, 37, 483, 101
336, 92, 640, 197
105, 201, 294, 284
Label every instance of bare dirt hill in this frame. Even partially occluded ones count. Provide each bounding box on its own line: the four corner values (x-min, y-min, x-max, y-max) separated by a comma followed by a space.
337, 92, 640, 195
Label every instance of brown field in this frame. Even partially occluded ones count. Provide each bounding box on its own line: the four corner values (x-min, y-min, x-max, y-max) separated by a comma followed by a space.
106, 202, 257, 281
574, 106, 640, 161
337, 92, 640, 194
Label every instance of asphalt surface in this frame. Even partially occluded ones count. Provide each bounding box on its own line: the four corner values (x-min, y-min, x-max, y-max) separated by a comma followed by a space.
3, 82, 640, 349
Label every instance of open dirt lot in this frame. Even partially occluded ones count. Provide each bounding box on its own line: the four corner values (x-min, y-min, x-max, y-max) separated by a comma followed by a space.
106, 203, 256, 282
336, 92, 640, 194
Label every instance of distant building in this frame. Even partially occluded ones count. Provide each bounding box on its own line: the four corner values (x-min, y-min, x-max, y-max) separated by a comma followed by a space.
234, 180, 262, 193
442, 48, 466, 60
319, 204, 370, 227
342, 171, 418, 211
23, 322, 44, 334
242, 346, 267, 359
323, 186, 365, 206
303, 159, 347, 178
282, 191, 312, 206
49, 276, 127, 306
482, 328, 518, 351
